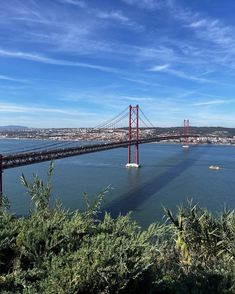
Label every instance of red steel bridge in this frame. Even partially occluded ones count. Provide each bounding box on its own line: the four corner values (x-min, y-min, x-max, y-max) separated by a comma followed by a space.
0, 105, 196, 202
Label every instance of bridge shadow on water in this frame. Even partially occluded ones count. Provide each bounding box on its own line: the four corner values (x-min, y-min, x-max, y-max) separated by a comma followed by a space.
102, 146, 209, 219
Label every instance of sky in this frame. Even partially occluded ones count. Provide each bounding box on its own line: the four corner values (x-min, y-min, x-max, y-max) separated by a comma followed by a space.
1, 0, 235, 127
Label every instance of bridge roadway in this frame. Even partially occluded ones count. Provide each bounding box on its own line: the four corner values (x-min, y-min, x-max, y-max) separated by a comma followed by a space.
1, 135, 196, 170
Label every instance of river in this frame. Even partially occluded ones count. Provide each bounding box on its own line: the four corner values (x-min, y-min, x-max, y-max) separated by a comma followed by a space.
1, 139, 235, 227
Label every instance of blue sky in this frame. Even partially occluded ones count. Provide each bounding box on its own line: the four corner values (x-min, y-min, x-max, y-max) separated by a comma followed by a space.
1, 0, 235, 127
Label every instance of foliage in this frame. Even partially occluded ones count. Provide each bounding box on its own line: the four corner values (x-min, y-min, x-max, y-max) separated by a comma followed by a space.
1, 165, 235, 293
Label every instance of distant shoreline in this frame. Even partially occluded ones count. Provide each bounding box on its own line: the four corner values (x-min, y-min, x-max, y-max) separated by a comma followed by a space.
0, 137, 234, 147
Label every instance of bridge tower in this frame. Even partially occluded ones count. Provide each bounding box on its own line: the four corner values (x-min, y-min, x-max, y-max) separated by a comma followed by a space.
182, 119, 190, 148
126, 105, 140, 168
0, 155, 2, 206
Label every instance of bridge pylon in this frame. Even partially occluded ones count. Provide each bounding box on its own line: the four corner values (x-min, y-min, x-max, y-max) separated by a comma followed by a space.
182, 119, 190, 148
126, 105, 140, 168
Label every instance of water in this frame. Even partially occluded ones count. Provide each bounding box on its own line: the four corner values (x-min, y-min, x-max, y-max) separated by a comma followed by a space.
1, 139, 235, 228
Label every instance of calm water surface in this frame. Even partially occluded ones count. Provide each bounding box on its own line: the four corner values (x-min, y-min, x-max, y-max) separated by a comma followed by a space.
1, 139, 235, 227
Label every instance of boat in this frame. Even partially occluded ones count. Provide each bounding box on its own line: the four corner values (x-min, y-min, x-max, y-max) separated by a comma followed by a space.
182, 145, 189, 148
209, 165, 220, 170
126, 163, 140, 168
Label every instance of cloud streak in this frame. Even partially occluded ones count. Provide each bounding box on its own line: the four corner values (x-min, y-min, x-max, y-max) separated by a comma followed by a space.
57, 0, 86, 8
96, 11, 130, 22
0, 49, 119, 74
193, 99, 235, 106
148, 65, 211, 83
168, 2, 235, 53
0, 102, 94, 116
0, 75, 28, 83
148, 64, 170, 71
120, 96, 154, 102
95, 9, 143, 31
121, 0, 165, 10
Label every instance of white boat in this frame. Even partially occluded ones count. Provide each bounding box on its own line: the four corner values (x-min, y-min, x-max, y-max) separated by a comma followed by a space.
209, 165, 220, 170
126, 163, 140, 168
182, 145, 189, 148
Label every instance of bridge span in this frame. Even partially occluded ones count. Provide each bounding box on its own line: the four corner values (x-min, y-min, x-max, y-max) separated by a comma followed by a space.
1, 135, 195, 170
0, 104, 196, 205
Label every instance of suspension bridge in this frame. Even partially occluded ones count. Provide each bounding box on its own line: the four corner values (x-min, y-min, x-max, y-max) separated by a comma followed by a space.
0, 105, 196, 203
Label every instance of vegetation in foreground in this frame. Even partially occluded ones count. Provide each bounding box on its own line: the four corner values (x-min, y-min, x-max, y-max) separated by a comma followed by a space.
1, 164, 235, 293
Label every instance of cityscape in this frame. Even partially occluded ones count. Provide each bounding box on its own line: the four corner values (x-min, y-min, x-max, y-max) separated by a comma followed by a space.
1, 126, 235, 145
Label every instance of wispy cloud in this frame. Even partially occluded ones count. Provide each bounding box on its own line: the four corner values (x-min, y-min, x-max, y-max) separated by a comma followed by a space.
0, 102, 99, 127
148, 65, 210, 83
95, 9, 144, 31
165, 69, 211, 83
56, 0, 86, 8
169, 3, 235, 51
148, 64, 170, 71
0, 1, 94, 53
0, 85, 28, 90
193, 99, 234, 106
0, 102, 93, 116
121, 96, 154, 102
0, 49, 119, 73
96, 11, 129, 23
127, 0, 235, 69
0, 75, 28, 83
121, 0, 165, 9
188, 18, 234, 48
189, 19, 207, 28
3, 1, 49, 25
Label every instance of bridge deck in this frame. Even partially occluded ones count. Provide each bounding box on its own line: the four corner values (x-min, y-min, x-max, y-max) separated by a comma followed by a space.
1, 135, 195, 170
